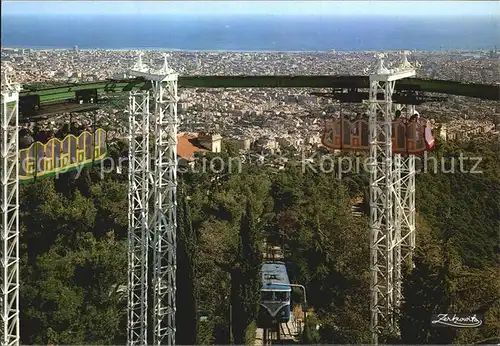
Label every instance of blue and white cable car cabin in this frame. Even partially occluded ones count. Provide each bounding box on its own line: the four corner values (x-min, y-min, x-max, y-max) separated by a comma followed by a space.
257, 261, 292, 328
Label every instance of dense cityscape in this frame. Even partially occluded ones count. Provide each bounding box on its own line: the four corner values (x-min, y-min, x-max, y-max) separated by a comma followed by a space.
2, 47, 499, 158
1, 1, 499, 345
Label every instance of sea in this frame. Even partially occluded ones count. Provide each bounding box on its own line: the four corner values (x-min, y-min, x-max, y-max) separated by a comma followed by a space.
1, 14, 499, 51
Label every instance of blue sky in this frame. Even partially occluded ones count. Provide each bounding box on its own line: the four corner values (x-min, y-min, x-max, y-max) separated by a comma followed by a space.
2, 1, 499, 17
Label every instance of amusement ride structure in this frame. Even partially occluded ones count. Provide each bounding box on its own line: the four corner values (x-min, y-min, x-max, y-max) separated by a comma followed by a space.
1, 64, 21, 346
126, 53, 179, 346
1, 51, 499, 346
321, 51, 430, 343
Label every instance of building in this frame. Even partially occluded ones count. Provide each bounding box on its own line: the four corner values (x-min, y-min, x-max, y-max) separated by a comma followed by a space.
254, 136, 279, 153
230, 137, 252, 151
177, 132, 222, 168
438, 121, 495, 141
197, 132, 222, 153
177, 133, 207, 166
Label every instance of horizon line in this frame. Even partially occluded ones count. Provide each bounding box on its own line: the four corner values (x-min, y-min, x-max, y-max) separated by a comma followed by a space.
3, 12, 496, 17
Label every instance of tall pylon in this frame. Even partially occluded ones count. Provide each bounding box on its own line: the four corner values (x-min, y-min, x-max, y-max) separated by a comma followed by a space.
0, 64, 21, 346
364, 51, 417, 344
128, 53, 179, 346
150, 54, 179, 346
393, 103, 417, 310
127, 88, 151, 345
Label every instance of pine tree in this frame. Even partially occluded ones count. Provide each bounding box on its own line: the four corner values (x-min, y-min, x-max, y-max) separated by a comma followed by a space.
241, 197, 261, 325
231, 197, 262, 344
176, 190, 198, 344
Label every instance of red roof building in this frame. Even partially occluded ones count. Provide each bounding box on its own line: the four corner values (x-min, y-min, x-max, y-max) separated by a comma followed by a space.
177, 133, 208, 161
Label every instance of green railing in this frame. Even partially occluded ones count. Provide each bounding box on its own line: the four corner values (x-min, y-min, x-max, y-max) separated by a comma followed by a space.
20, 76, 500, 102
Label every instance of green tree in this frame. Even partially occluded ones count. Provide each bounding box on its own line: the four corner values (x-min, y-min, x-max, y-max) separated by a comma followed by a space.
301, 321, 321, 344
176, 188, 198, 344
21, 231, 126, 344
19, 177, 127, 344
231, 197, 262, 344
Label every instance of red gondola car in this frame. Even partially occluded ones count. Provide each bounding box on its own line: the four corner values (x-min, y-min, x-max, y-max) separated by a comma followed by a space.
321, 117, 435, 155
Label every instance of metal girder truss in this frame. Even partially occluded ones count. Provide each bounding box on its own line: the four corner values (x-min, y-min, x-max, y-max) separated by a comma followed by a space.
393, 106, 417, 309
399, 155, 416, 264
127, 53, 179, 346
365, 52, 417, 344
396, 105, 417, 267
393, 153, 402, 311
1, 66, 20, 346
127, 90, 151, 345
367, 75, 396, 344
151, 73, 179, 346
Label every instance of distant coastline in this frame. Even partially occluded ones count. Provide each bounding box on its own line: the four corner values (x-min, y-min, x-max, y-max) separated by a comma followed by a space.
2, 15, 499, 51
1, 46, 496, 54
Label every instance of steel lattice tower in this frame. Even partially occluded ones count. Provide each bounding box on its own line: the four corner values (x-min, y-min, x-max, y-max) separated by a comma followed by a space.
0, 65, 20, 346
150, 65, 179, 346
393, 105, 417, 309
128, 53, 178, 346
400, 154, 416, 265
364, 52, 417, 344
127, 89, 151, 346
398, 104, 417, 267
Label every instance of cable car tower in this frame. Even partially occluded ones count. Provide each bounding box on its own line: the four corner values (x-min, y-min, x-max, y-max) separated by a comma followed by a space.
0, 65, 21, 346
363, 51, 418, 344
127, 53, 179, 346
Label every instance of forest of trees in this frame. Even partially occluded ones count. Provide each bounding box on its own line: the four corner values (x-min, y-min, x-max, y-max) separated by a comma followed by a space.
17, 136, 499, 344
